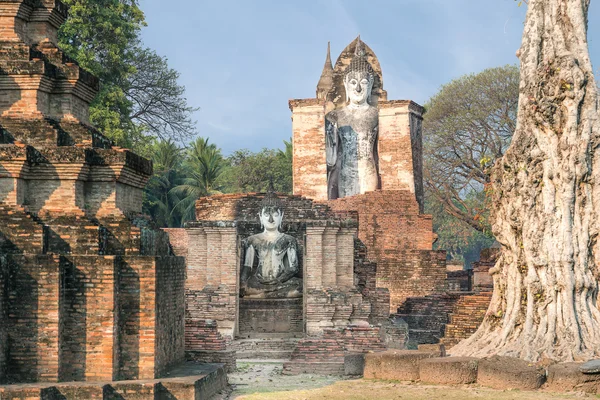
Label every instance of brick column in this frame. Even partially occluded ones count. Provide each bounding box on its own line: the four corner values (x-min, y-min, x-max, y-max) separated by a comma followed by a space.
204, 228, 222, 288
0, 157, 28, 206
29, 164, 89, 216
322, 227, 338, 288
186, 228, 207, 290
305, 227, 326, 290
378, 101, 417, 190
336, 228, 355, 289
290, 99, 327, 201
218, 227, 239, 337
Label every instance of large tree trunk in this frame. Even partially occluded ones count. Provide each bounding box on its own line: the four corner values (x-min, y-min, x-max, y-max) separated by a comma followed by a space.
451, 0, 600, 362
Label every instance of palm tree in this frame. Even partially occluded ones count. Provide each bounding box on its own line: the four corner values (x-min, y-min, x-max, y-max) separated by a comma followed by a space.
143, 139, 182, 227
169, 137, 224, 224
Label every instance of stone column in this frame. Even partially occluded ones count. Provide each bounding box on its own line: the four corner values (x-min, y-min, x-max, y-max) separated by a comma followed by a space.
186, 228, 207, 290
336, 228, 355, 289
305, 227, 326, 290
322, 227, 339, 288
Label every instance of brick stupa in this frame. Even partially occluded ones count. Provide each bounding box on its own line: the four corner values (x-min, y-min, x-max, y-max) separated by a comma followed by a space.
0, 0, 185, 384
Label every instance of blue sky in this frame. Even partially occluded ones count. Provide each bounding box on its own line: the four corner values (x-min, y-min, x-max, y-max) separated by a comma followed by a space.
140, 0, 600, 155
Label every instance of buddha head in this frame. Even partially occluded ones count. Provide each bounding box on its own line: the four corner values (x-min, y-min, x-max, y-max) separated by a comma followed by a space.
259, 183, 284, 232
344, 38, 375, 106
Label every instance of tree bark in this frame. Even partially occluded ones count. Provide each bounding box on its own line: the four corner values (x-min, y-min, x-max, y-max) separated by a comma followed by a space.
451, 0, 600, 362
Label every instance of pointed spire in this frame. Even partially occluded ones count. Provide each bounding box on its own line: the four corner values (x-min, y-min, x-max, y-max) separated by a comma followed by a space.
316, 41, 334, 99
354, 35, 366, 57
325, 41, 332, 69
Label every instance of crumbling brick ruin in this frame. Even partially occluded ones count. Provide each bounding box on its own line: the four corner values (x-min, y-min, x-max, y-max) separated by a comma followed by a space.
291, 37, 447, 312
0, 0, 185, 384
166, 192, 390, 373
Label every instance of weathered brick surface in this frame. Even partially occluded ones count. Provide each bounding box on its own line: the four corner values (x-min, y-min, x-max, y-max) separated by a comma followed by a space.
59, 256, 116, 382
473, 248, 499, 291
0, 256, 6, 382
185, 350, 236, 373
323, 326, 386, 353
0, 0, 186, 386
239, 298, 303, 337
327, 191, 447, 312
441, 291, 492, 349
188, 192, 381, 341
155, 257, 186, 377
395, 293, 463, 346
4, 254, 61, 383
447, 269, 472, 292
290, 99, 327, 201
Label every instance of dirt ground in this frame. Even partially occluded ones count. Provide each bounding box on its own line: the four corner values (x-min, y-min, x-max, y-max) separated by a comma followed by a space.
224, 361, 600, 400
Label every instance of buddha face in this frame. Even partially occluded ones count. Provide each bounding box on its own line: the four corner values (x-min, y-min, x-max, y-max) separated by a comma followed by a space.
259, 207, 283, 232
344, 71, 374, 106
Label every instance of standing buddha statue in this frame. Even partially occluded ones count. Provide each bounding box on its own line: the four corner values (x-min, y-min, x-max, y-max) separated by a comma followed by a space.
325, 37, 380, 200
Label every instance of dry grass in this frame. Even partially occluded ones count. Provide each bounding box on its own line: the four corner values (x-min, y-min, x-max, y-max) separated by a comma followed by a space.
236, 379, 600, 400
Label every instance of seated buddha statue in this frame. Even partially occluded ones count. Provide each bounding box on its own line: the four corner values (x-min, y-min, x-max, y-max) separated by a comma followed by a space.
325, 37, 380, 200
240, 188, 302, 299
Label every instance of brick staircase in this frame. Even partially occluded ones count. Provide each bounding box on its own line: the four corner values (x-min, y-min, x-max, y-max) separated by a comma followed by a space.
230, 336, 301, 360
395, 293, 464, 347
441, 291, 493, 349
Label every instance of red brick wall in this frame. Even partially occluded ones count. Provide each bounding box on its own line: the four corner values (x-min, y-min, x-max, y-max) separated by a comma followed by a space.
164, 228, 188, 259
185, 320, 227, 352
0, 256, 5, 383
327, 190, 446, 311
442, 292, 493, 348
60, 256, 116, 382
323, 326, 386, 353
327, 191, 433, 252
290, 99, 328, 201
155, 256, 186, 376
6, 255, 61, 383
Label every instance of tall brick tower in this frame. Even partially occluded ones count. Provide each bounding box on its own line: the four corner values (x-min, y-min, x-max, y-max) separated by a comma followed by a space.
0, 0, 185, 384
290, 37, 447, 312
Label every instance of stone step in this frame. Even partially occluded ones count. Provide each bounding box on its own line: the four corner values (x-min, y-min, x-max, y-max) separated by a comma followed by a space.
395, 314, 448, 330
230, 338, 300, 352
407, 329, 442, 346
237, 350, 294, 360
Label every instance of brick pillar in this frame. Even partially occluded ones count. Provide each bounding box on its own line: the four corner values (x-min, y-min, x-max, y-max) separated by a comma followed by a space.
336, 228, 355, 289
290, 99, 327, 201
322, 227, 338, 288
378, 100, 425, 211
204, 228, 222, 288
34, 255, 61, 382
218, 227, 239, 338
59, 256, 116, 382
0, 158, 27, 206
186, 228, 207, 290
305, 227, 326, 290
28, 164, 88, 216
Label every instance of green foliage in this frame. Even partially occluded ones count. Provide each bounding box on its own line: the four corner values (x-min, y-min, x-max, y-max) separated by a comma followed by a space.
219, 139, 293, 194
426, 189, 495, 266
169, 138, 225, 225
142, 138, 293, 227
423, 65, 518, 264
143, 139, 184, 227
424, 65, 519, 235
59, 0, 196, 151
